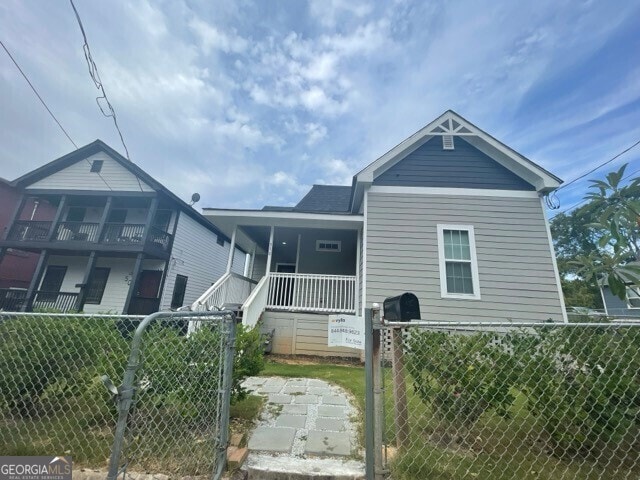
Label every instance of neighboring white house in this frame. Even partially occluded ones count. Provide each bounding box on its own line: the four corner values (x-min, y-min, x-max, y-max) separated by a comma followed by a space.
194, 110, 567, 357
0, 140, 244, 314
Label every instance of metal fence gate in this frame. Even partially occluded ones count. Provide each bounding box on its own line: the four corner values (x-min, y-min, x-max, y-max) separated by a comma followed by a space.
0, 310, 236, 480
364, 308, 640, 480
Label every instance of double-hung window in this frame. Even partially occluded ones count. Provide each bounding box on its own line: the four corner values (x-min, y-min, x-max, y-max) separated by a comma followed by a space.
437, 224, 481, 299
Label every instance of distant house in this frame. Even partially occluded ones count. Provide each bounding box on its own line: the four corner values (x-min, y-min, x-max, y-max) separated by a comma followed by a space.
0, 179, 57, 309
0, 140, 244, 314
192, 110, 567, 357
600, 269, 640, 318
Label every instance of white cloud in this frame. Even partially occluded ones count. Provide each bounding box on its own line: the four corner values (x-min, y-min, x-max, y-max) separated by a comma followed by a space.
188, 17, 248, 55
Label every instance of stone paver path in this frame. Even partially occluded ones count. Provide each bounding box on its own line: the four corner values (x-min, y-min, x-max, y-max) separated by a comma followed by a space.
242, 376, 364, 478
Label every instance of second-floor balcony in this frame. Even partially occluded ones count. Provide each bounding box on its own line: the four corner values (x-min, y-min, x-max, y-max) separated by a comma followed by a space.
4, 220, 172, 254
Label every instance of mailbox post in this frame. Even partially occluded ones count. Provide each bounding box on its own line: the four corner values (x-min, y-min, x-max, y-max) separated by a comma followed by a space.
383, 293, 420, 450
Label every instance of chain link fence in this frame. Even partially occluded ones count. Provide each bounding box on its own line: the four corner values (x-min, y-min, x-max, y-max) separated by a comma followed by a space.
366, 313, 640, 479
0, 311, 236, 480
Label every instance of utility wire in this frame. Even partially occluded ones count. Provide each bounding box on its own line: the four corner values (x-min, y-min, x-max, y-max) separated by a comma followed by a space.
556, 138, 640, 193
68, 0, 144, 192
550, 159, 640, 219
1, 40, 77, 149
1, 38, 114, 191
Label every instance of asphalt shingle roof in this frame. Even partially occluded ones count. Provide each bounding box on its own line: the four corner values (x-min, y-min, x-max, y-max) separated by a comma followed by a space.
294, 185, 352, 213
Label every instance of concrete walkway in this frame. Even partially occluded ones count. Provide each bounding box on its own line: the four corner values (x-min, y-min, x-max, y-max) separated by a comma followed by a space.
242, 376, 365, 479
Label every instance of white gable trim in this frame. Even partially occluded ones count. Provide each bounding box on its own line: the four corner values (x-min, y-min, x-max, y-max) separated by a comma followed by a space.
355, 110, 561, 192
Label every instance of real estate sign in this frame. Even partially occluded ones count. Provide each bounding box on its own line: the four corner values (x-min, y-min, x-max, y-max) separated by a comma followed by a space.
328, 314, 364, 350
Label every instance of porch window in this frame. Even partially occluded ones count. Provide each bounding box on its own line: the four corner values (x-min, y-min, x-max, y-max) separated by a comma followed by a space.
86, 267, 110, 304
316, 240, 341, 252
437, 225, 480, 299
626, 287, 640, 309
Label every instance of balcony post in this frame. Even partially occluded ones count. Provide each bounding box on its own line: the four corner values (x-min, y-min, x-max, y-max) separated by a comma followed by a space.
226, 226, 237, 273
247, 243, 256, 278
3, 194, 27, 240
22, 249, 49, 312
96, 196, 114, 242
266, 226, 274, 274
46, 195, 67, 241
75, 251, 97, 311
122, 253, 144, 315
141, 196, 159, 245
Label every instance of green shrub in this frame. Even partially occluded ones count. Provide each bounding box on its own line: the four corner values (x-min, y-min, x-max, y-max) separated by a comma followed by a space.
406, 330, 517, 430
0, 315, 128, 419
516, 326, 640, 459
232, 324, 265, 402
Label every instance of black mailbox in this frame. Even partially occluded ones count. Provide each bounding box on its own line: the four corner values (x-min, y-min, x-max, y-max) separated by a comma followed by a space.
383, 293, 420, 322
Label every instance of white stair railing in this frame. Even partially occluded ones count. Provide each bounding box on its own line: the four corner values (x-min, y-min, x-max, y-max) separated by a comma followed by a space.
241, 276, 270, 327
191, 272, 257, 311
266, 273, 356, 313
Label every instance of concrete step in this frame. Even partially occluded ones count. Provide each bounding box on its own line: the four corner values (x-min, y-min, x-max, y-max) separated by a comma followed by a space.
245, 455, 364, 480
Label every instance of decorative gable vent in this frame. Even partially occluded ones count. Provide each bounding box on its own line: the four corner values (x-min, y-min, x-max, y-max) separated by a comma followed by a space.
442, 135, 455, 150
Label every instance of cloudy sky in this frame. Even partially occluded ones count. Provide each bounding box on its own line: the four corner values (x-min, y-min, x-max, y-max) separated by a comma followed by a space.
1, 0, 639, 215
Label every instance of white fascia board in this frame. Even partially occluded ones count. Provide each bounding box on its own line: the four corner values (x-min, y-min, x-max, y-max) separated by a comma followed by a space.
369, 186, 540, 198
203, 209, 363, 223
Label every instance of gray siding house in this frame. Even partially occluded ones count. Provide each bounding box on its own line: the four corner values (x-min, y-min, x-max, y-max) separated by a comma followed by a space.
196, 110, 566, 357
0, 140, 244, 314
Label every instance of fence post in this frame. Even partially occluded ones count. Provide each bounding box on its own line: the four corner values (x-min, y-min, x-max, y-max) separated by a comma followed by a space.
215, 312, 236, 479
391, 327, 409, 449
372, 305, 384, 480
365, 308, 375, 479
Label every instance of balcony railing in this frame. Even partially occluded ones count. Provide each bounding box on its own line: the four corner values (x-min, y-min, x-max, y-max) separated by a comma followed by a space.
54, 222, 99, 242
102, 223, 146, 245
7, 221, 52, 241
5, 220, 172, 253
266, 273, 356, 313
147, 226, 172, 252
32, 291, 79, 312
0, 289, 27, 311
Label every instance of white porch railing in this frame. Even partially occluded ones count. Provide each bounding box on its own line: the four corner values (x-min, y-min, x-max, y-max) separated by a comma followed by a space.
266, 273, 356, 313
241, 276, 270, 327
191, 272, 257, 311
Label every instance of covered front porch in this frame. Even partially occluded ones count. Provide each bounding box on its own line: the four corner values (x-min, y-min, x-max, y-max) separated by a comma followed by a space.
198, 209, 363, 323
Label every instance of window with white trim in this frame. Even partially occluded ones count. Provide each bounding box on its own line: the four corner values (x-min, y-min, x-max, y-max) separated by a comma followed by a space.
316, 240, 341, 252
626, 287, 640, 309
437, 225, 481, 299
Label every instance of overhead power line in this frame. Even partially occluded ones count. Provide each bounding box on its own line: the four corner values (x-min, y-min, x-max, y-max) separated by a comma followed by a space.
556, 138, 640, 193
1, 40, 78, 149
68, 0, 144, 192
1, 39, 114, 191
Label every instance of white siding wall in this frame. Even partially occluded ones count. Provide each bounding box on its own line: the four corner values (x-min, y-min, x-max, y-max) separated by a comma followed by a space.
42, 255, 165, 314
26, 153, 154, 192
160, 214, 233, 309
365, 192, 564, 322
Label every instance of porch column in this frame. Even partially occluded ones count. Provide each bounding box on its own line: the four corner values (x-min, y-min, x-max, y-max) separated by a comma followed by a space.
46, 195, 67, 241
22, 249, 49, 312
226, 226, 237, 273
122, 253, 144, 315
96, 196, 114, 241
295, 234, 301, 273
247, 243, 256, 279
266, 226, 275, 274
75, 251, 97, 311
141, 196, 159, 244
355, 227, 362, 314
3, 194, 26, 240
